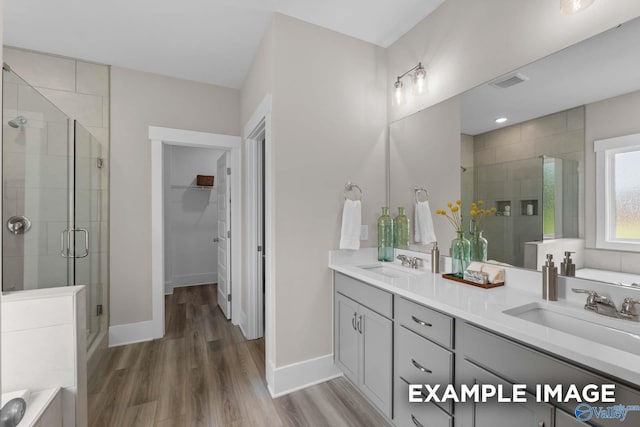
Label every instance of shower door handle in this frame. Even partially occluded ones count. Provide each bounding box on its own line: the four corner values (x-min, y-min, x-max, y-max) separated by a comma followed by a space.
60, 230, 71, 258
73, 228, 90, 258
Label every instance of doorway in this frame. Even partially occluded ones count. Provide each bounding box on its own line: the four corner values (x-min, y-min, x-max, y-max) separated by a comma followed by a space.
150, 127, 241, 341
162, 145, 229, 316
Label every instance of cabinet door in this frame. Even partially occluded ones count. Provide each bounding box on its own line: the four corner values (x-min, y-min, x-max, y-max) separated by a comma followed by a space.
335, 293, 359, 383
557, 408, 595, 427
359, 304, 393, 418
463, 362, 554, 427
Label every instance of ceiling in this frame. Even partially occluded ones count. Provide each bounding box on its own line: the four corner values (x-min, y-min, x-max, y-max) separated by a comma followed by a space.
462, 16, 640, 135
4, 0, 444, 89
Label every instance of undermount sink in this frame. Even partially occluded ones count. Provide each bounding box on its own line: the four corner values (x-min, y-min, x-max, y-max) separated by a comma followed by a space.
503, 302, 640, 355
358, 264, 424, 279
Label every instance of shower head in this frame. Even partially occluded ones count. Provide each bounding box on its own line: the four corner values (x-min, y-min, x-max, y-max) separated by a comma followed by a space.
8, 116, 27, 128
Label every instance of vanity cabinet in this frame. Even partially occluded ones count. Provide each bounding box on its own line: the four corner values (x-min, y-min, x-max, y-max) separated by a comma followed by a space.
459, 323, 640, 427
334, 273, 393, 418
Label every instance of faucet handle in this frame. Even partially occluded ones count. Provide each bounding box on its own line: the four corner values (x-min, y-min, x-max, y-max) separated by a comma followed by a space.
619, 298, 640, 319
572, 288, 598, 295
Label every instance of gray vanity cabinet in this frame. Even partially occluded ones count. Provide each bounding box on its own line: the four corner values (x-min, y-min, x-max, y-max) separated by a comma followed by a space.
334, 273, 393, 418
461, 361, 554, 427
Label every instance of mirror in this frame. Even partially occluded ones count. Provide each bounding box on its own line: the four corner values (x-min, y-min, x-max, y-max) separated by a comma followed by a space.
389, 16, 640, 287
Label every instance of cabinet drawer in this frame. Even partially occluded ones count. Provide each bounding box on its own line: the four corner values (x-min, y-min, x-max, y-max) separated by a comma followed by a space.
462, 323, 640, 427
335, 272, 393, 318
397, 297, 453, 348
395, 378, 453, 427
398, 326, 453, 414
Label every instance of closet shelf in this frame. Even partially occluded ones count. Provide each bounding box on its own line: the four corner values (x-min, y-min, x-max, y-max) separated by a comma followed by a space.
169, 185, 217, 191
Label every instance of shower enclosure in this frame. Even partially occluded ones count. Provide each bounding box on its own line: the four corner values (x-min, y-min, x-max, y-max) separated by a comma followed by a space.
462, 156, 579, 267
2, 66, 109, 348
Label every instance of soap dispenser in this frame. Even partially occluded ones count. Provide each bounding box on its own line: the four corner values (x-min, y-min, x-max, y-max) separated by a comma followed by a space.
560, 251, 576, 277
542, 254, 558, 301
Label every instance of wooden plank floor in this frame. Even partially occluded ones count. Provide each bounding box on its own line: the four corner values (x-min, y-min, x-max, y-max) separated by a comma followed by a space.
89, 284, 390, 426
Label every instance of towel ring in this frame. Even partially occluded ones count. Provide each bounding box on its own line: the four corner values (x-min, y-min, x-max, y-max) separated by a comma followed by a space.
344, 182, 363, 201
414, 186, 429, 203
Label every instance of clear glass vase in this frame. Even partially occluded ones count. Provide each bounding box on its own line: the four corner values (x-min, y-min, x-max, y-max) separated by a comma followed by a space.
451, 230, 471, 276
377, 207, 394, 262
393, 207, 410, 249
470, 231, 488, 262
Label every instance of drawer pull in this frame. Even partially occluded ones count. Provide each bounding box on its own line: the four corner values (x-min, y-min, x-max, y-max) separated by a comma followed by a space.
411, 358, 432, 374
357, 315, 363, 334
411, 315, 432, 327
411, 414, 424, 427
352, 312, 357, 330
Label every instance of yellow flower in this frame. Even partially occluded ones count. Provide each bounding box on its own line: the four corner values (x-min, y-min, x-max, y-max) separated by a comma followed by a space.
447, 202, 452, 208
435, 209, 442, 215
471, 203, 477, 209
470, 209, 477, 216
452, 206, 459, 213
491, 207, 497, 213
456, 200, 462, 205
478, 200, 484, 206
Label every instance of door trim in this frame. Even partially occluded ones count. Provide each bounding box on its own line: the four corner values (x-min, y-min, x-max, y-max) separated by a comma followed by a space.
244, 94, 274, 385
149, 126, 241, 340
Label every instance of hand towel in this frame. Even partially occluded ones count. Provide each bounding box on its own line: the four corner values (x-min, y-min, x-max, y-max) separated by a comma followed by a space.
482, 264, 505, 284
414, 200, 437, 244
340, 199, 362, 250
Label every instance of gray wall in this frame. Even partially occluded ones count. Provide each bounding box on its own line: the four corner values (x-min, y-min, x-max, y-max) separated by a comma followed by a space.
269, 14, 388, 367
110, 66, 240, 326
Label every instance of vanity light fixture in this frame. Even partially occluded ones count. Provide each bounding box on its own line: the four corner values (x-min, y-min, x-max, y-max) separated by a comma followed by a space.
560, 0, 595, 14
495, 117, 508, 124
394, 62, 427, 104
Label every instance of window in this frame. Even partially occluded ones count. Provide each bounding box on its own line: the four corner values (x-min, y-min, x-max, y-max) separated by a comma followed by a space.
595, 134, 640, 251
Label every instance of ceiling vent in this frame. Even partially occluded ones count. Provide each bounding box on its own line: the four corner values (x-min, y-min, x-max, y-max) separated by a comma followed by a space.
489, 73, 529, 89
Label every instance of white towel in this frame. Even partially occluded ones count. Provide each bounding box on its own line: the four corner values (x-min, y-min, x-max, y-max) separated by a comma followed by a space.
414, 200, 437, 244
340, 199, 362, 250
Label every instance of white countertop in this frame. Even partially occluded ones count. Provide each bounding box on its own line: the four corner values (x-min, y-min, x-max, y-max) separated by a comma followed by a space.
329, 249, 640, 387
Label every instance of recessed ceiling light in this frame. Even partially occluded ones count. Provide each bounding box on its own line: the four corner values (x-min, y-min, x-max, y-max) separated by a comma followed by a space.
495, 117, 508, 124
560, 0, 595, 15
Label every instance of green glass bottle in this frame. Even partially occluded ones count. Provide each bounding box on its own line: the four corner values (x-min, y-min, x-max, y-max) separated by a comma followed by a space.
393, 207, 410, 249
377, 207, 394, 262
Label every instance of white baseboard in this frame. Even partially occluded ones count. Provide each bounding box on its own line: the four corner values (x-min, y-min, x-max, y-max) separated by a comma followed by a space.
165, 273, 217, 294
238, 310, 248, 337
108, 320, 157, 347
267, 354, 342, 398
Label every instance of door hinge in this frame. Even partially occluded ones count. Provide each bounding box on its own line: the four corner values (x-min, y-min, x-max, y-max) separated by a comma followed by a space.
227, 294, 232, 302
227, 230, 231, 238
96, 304, 103, 316
227, 167, 231, 175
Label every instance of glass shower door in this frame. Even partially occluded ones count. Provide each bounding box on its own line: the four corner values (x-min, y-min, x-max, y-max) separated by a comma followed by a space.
2, 68, 72, 291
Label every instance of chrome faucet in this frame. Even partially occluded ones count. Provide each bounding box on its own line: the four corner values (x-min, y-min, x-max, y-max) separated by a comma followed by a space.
397, 254, 419, 269
618, 298, 640, 320
572, 288, 619, 318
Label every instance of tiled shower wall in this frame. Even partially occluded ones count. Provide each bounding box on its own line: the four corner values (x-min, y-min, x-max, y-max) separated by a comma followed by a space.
2, 47, 109, 340
463, 107, 585, 265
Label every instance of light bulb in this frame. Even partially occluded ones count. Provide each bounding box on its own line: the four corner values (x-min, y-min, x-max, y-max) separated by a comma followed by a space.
560, 0, 595, 14
414, 64, 427, 94
394, 79, 404, 105
495, 117, 508, 124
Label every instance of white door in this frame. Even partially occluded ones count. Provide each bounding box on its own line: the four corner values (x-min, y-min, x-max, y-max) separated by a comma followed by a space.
217, 152, 231, 318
